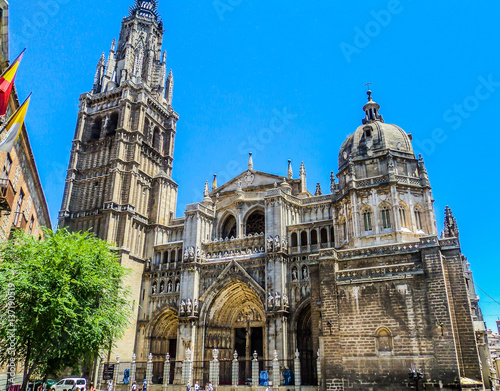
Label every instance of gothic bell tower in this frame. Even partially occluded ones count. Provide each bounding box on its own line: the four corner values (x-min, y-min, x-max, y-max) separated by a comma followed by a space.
59, 0, 178, 358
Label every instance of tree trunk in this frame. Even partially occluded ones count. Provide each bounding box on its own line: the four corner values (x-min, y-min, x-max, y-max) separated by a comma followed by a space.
21, 339, 31, 391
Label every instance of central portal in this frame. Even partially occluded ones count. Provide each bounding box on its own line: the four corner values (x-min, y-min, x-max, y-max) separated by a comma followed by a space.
202, 280, 266, 385
235, 327, 263, 384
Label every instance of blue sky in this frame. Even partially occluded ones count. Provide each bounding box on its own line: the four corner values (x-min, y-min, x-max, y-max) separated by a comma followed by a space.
10, 0, 500, 330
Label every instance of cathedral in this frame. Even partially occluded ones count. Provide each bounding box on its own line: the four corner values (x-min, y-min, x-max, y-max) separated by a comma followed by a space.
59, 1, 485, 390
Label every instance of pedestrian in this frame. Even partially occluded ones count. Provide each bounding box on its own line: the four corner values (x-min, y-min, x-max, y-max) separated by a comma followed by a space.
71, 382, 77, 391
108, 380, 113, 391
88, 383, 95, 391
142, 379, 147, 391
194, 381, 200, 391
186, 381, 191, 391
207, 382, 213, 391
131, 381, 137, 391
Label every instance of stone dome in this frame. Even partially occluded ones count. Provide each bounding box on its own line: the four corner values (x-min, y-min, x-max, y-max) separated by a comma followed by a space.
338, 91, 414, 168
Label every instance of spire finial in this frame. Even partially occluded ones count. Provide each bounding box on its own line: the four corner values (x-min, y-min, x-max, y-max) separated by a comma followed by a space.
315, 183, 322, 196
248, 152, 254, 170
444, 206, 460, 239
204, 181, 210, 197
111, 38, 116, 52
287, 159, 293, 179
212, 174, 217, 191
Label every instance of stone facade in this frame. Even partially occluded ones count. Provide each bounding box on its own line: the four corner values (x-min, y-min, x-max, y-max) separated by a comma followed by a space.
60, 2, 484, 390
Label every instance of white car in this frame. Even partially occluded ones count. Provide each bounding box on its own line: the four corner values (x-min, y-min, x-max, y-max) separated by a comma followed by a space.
50, 378, 87, 391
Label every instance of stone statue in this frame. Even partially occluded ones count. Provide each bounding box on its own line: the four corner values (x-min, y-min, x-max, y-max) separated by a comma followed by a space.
237, 179, 243, 191
187, 299, 192, 314
180, 300, 186, 315
196, 246, 201, 259
193, 299, 199, 314
267, 292, 274, 309
176, 280, 180, 292
267, 236, 274, 252
282, 237, 288, 250
183, 249, 189, 261
275, 292, 281, 308
159, 282, 164, 293
274, 235, 280, 250
167, 281, 172, 292
152, 284, 157, 294
283, 293, 289, 309
188, 246, 195, 260
292, 267, 298, 281
302, 265, 309, 279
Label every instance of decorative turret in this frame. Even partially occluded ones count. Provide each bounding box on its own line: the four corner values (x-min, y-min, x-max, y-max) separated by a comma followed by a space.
330, 171, 336, 193
299, 162, 307, 194
443, 206, 460, 239
166, 69, 174, 104
362, 90, 384, 124
93, 53, 106, 93
287, 159, 293, 179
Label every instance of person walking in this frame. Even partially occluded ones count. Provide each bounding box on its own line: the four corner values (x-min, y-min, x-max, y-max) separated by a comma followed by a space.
142, 379, 147, 391
207, 382, 213, 391
194, 381, 200, 391
186, 381, 191, 391
131, 381, 137, 391
88, 383, 95, 391
71, 382, 77, 391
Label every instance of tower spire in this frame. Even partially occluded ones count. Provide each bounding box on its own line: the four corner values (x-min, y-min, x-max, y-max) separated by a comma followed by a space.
443, 206, 460, 239
287, 159, 293, 179
248, 152, 254, 170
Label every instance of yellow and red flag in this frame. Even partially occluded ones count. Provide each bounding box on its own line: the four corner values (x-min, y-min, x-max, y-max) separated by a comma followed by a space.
0, 49, 25, 116
0, 93, 31, 152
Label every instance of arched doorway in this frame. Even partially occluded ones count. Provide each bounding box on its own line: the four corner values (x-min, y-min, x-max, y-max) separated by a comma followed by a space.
221, 214, 237, 239
296, 304, 317, 385
149, 310, 178, 384
202, 279, 265, 384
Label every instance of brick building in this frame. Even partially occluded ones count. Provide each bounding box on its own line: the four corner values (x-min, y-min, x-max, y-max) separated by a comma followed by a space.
0, 0, 50, 243
59, 1, 484, 390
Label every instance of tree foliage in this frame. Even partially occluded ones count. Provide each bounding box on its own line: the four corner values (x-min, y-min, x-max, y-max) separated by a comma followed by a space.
0, 228, 130, 389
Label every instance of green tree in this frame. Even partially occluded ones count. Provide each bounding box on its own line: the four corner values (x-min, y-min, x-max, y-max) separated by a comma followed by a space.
0, 228, 130, 391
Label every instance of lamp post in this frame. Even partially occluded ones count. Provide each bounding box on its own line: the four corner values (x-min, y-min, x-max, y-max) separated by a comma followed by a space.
408, 365, 423, 391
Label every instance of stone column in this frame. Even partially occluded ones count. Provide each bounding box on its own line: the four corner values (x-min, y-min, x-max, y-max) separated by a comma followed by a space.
146, 353, 153, 385
251, 351, 259, 387
209, 349, 220, 387
316, 349, 321, 390
130, 353, 137, 388
163, 353, 170, 389
294, 350, 301, 388
182, 348, 193, 385
232, 351, 239, 387
272, 350, 280, 389
114, 355, 121, 386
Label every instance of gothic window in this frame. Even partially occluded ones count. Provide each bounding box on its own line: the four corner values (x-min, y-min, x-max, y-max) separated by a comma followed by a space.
300, 231, 308, 246
363, 209, 373, 232
29, 216, 35, 234
291, 232, 298, 247
415, 208, 423, 231
381, 206, 391, 229
163, 132, 171, 156
90, 117, 102, 141
320, 228, 328, 244
107, 112, 119, 136
152, 127, 161, 152
245, 210, 265, 236
163, 251, 168, 264
311, 230, 318, 245
221, 214, 237, 239
375, 328, 393, 353
399, 207, 407, 228
342, 221, 347, 242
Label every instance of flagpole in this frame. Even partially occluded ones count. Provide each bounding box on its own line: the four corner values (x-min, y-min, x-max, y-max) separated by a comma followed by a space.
0, 48, 26, 80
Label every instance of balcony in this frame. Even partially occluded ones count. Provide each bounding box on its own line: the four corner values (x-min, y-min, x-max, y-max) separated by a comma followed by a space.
0, 178, 15, 211
13, 211, 28, 230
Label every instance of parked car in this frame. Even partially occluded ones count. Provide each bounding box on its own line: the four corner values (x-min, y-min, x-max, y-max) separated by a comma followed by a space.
50, 378, 87, 391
